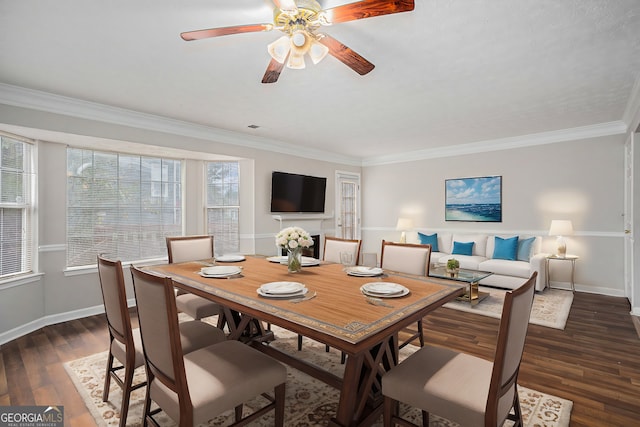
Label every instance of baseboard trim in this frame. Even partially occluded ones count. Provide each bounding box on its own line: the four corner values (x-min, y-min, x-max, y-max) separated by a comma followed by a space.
632, 315, 640, 340
0, 298, 136, 345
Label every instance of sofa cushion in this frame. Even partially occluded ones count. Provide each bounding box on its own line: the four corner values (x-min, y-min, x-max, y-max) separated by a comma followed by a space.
478, 259, 531, 279
437, 255, 487, 270
492, 236, 519, 260
452, 241, 474, 256
417, 232, 439, 252
452, 234, 488, 256
517, 237, 536, 261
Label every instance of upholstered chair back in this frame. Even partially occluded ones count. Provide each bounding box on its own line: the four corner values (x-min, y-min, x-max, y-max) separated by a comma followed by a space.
166, 235, 213, 263
380, 240, 431, 276
487, 272, 536, 424
323, 236, 362, 264
97, 255, 131, 345
131, 266, 184, 384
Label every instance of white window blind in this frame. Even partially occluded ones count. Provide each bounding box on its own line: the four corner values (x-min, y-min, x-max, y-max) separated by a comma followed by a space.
0, 135, 34, 278
66, 148, 182, 267
206, 161, 239, 255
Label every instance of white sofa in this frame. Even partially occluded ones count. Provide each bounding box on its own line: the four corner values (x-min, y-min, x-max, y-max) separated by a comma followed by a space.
419, 232, 547, 291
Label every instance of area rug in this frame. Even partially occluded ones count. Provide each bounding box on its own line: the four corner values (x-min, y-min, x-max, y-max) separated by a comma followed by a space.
443, 286, 573, 330
64, 326, 572, 427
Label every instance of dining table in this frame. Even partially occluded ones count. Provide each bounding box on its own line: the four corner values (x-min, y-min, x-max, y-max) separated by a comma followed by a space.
142, 255, 464, 427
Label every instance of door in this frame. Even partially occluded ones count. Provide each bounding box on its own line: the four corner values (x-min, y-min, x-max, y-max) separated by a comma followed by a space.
335, 171, 361, 240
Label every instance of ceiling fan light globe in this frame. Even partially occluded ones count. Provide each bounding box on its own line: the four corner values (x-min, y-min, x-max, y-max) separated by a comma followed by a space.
287, 52, 306, 69
292, 31, 307, 47
309, 40, 329, 64
267, 36, 291, 64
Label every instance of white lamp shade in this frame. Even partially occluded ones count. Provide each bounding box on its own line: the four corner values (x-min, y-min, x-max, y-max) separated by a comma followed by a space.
396, 218, 414, 231
309, 40, 329, 64
549, 220, 574, 236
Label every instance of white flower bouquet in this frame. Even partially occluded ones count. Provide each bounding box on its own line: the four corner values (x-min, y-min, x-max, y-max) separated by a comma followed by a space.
275, 226, 314, 250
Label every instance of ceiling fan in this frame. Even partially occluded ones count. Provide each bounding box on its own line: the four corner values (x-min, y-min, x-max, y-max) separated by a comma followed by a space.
180, 0, 415, 83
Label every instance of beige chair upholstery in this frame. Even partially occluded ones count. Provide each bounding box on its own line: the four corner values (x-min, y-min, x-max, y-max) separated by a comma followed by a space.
97, 255, 226, 427
323, 236, 362, 264
166, 235, 223, 322
382, 272, 537, 427
380, 240, 431, 277
298, 236, 362, 361
130, 265, 286, 427
380, 240, 432, 348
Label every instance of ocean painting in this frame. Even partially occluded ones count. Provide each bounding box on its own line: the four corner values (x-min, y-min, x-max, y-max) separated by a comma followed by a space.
445, 176, 502, 222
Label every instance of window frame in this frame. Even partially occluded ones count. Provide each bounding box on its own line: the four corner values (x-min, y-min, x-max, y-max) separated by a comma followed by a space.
0, 132, 36, 281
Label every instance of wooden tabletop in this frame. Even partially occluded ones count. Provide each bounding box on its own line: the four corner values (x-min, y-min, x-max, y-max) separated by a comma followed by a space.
144, 256, 463, 354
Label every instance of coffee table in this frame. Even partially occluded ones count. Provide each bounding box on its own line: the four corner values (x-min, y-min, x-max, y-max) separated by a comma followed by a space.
429, 265, 492, 305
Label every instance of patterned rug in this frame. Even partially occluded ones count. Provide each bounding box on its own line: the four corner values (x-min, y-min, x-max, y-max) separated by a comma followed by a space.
64, 326, 572, 427
443, 286, 573, 330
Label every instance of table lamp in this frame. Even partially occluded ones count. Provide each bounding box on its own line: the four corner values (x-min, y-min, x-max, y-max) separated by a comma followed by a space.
548, 220, 573, 257
396, 218, 413, 243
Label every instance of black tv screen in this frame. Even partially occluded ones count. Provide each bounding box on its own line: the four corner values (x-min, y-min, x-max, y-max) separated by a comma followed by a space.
270, 171, 327, 213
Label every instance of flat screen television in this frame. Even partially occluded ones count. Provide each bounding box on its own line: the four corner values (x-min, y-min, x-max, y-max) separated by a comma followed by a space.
270, 171, 327, 213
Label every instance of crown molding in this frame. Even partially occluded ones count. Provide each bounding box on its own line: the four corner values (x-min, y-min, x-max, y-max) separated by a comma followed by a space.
623, 72, 640, 133
0, 83, 631, 168
361, 121, 628, 166
0, 83, 362, 167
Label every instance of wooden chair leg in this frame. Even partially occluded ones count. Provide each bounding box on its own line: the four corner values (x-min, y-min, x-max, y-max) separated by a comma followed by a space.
119, 364, 135, 427
297, 334, 303, 351
274, 383, 286, 427
234, 404, 243, 421
103, 351, 114, 401
417, 320, 424, 347
383, 396, 397, 427
421, 410, 429, 427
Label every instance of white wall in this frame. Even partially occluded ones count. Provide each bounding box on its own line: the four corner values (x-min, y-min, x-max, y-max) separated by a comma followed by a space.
361, 135, 626, 296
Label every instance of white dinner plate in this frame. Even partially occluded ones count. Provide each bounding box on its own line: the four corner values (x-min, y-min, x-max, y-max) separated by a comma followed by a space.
257, 287, 308, 298
199, 266, 242, 277
266, 256, 288, 263
360, 282, 409, 298
258, 281, 308, 298
346, 266, 384, 277
278, 256, 320, 267
259, 281, 306, 294
215, 254, 246, 262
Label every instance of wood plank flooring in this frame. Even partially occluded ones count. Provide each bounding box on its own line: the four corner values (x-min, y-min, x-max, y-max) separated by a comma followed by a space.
1, 291, 639, 426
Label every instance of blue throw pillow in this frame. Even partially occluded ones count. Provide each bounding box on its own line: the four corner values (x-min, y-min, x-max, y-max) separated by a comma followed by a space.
517, 237, 536, 261
493, 236, 519, 260
417, 232, 439, 252
452, 241, 474, 256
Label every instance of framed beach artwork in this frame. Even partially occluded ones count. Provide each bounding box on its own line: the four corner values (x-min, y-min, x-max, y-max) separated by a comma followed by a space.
445, 176, 502, 222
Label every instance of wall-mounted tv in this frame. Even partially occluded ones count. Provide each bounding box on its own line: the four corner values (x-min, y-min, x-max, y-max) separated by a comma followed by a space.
270, 171, 327, 213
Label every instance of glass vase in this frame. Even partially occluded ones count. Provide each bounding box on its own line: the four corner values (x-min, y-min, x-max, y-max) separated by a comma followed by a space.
287, 247, 303, 273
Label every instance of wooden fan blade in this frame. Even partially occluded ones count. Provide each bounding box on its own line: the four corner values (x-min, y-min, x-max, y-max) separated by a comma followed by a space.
317, 34, 375, 75
262, 57, 287, 83
181, 24, 272, 41
273, 0, 298, 13
324, 0, 414, 24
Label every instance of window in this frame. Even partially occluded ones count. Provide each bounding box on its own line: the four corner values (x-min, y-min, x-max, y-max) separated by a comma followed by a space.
66, 148, 182, 267
206, 162, 239, 255
0, 134, 34, 278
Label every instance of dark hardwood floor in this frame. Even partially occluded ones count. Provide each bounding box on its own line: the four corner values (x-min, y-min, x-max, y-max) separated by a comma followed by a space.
1, 291, 639, 426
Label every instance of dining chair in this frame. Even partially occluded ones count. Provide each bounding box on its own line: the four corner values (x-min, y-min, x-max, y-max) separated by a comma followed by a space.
382, 272, 537, 427
322, 236, 362, 264
380, 240, 432, 349
130, 265, 287, 427
297, 236, 362, 362
166, 235, 224, 324
97, 255, 227, 427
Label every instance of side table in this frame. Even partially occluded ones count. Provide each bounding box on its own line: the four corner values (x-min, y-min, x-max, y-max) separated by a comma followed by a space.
545, 255, 579, 292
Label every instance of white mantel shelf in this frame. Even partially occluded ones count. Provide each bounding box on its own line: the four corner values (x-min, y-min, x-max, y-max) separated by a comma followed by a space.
272, 212, 334, 222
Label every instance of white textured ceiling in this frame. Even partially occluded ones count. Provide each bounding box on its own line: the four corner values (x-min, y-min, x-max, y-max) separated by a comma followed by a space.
1, 0, 639, 163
